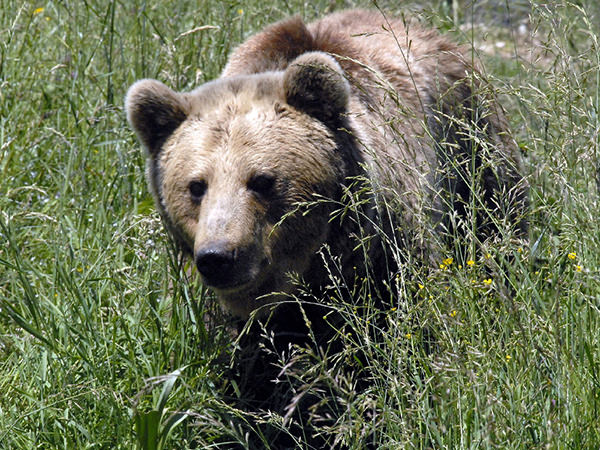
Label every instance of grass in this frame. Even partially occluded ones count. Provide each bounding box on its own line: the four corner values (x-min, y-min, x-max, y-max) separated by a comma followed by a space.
1, 0, 600, 448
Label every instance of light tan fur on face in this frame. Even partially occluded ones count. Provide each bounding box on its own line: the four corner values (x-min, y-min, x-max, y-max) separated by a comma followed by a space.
155, 76, 343, 317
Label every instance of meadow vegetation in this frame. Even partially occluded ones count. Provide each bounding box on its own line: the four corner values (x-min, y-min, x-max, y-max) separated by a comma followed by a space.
1, 0, 600, 448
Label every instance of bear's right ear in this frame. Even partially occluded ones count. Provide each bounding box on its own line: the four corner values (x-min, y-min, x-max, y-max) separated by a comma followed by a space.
125, 79, 189, 156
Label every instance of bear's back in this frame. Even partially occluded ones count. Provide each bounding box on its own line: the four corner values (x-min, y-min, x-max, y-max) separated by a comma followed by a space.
223, 9, 469, 111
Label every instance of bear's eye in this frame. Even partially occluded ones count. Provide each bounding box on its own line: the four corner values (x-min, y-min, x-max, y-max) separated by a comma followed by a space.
247, 174, 276, 198
188, 180, 207, 202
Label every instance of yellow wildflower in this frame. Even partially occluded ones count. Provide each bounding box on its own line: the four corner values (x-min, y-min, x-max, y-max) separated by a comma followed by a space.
505, 354, 512, 362
575, 265, 582, 272
449, 310, 457, 318
418, 283, 424, 290
405, 333, 412, 339
33, 7, 44, 14
483, 278, 493, 286
568, 252, 576, 260
443, 257, 454, 266
467, 259, 475, 266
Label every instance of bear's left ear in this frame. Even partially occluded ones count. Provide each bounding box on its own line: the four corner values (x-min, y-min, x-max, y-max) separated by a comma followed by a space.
283, 52, 350, 126
125, 79, 189, 156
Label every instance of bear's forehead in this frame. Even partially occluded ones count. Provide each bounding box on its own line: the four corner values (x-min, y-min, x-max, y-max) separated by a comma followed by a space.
172, 81, 323, 155
175, 103, 284, 152
187, 73, 284, 115
162, 108, 300, 166
161, 105, 336, 184
160, 72, 337, 177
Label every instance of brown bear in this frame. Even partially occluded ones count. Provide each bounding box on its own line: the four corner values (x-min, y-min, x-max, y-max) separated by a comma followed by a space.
126, 9, 527, 321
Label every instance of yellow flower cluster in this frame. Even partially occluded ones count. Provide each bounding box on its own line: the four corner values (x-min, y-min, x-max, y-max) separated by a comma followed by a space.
439, 257, 453, 270
567, 251, 583, 272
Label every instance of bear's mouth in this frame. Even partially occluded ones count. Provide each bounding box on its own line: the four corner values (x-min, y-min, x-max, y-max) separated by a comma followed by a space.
205, 276, 253, 292
196, 254, 271, 294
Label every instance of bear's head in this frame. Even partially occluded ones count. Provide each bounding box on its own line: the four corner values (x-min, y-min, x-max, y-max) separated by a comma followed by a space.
126, 53, 359, 318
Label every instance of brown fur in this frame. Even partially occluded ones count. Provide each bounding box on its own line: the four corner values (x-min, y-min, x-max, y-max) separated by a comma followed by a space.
126, 9, 528, 320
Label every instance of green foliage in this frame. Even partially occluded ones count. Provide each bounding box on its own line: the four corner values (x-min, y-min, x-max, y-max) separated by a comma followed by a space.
134, 368, 188, 450
1, 0, 600, 448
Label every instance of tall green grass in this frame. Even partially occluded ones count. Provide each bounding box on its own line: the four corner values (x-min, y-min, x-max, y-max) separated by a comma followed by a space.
1, 0, 599, 448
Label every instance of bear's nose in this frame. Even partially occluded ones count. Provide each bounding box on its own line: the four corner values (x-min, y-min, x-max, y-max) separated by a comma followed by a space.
195, 244, 236, 287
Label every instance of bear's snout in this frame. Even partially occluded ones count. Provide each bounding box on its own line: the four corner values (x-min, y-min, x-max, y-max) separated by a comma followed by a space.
195, 242, 237, 288
195, 241, 262, 291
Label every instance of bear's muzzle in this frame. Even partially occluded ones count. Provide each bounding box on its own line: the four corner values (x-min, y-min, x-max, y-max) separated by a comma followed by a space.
194, 240, 266, 291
